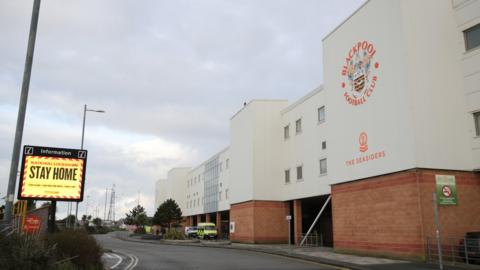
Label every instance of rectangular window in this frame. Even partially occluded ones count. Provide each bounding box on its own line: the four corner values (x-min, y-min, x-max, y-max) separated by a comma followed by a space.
284, 125, 290, 139
226, 159, 230, 169
318, 106, 325, 123
225, 189, 229, 199
322, 141, 326, 150
219, 191, 222, 201
295, 119, 302, 134
320, 158, 327, 175
220, 162, 223, 172
296, 166, 303, 180
284, 169, 290, 184
465, 23, 480, 51
474, 112, 480, 136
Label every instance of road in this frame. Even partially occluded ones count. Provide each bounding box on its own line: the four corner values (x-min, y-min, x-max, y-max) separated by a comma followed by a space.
95, 234, 347, 270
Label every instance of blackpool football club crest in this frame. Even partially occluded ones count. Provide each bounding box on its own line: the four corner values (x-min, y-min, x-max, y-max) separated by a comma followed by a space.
341, 41, 379, 106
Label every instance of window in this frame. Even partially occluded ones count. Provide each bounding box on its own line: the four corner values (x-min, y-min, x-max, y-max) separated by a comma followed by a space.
284, 169, 290, 184
320, 158, 327, 175
225, 189, 229, 199
322, 141, 326, 150
226, 158, 230, 169
474, 112, 480, 136
220, 162, 223, 172
318, 106, 325, 123
295, 119, 302, 134
296, 166, 303, 180
465, 23, 480, 51
284, 125, 290, 139
219, 191, 222, 201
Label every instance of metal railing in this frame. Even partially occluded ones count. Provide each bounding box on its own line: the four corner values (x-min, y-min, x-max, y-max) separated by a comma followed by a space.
426, 236, 480, 267
300, 232, 325, 247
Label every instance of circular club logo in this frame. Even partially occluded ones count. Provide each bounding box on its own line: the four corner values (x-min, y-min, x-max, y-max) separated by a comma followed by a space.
359, 132, 368, 153
442, 185, 452, 198
341, 41, 379, 106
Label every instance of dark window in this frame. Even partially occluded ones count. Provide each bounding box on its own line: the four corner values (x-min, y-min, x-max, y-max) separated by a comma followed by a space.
284, 125, 290, 139
322, 141, 326, 150
284, 170, 290, 184
474, 112, 480, 136
296, 166, 303, 180
465, 23, 480, 51
295, 119, 302, 134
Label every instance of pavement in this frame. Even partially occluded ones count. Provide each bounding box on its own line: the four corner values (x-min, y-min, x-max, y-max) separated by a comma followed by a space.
109, 232, 480, 270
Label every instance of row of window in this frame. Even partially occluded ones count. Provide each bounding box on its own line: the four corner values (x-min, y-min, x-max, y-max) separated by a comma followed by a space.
284, 158, 327, 184
284, 106, 325, 139
187, 159, 230, 188
186, 189, 229, 209
466, 23, 480, 135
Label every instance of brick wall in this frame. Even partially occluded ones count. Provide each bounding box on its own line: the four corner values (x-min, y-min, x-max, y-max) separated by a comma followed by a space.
332, 168, 480, 259
230, 200, 290, 243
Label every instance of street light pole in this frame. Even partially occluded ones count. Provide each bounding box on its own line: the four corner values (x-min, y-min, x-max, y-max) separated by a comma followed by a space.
3, 0, 41, 228
74, 104, 104, 229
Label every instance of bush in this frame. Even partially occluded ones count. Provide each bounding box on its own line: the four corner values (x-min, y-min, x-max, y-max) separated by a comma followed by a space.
46, 229, 103, 269
134, 227, 146, 234
0, 228, 54, 270
163, 229, 185, 240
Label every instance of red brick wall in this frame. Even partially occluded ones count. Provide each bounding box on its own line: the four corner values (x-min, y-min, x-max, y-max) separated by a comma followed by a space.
332, 168, 480, 259
230, 200, 290, 244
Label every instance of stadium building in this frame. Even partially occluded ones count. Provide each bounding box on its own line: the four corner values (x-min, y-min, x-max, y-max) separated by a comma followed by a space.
155, 0, 480, 258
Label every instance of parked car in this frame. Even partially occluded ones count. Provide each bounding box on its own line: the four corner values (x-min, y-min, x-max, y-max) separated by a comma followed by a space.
186, 226, 198, 238
459, 231, 480, 264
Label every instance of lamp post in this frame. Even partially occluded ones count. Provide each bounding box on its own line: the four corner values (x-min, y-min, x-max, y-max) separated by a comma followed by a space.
3, 0, 41, 228
74, 104, 105, 229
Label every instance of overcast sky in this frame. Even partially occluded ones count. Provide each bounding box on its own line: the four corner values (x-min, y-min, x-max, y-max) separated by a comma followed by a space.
0, 0, 365, 219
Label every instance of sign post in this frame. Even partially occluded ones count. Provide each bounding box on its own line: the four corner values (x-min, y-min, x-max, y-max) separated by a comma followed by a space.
17, 145, 88, 233
433, 192, 444, 270
286, 215, 292, 253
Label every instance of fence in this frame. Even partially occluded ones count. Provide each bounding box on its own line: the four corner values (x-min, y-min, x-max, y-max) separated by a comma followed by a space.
300, 232, 325, 247
426, 235, 480, 267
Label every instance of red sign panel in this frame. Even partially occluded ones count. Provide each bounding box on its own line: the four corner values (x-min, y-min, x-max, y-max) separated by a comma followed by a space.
23, 215, 42, 233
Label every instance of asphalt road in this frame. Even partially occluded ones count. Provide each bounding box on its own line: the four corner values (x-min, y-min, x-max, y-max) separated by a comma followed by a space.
94, 234, 347, 270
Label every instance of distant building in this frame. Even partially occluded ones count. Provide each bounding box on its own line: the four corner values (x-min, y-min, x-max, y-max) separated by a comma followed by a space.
155, 0, 480, 258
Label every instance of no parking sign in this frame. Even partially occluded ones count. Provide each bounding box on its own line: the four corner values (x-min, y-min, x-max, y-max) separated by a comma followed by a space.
435, 175, 457, 205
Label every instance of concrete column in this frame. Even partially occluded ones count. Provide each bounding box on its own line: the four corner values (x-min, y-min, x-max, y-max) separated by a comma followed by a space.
196, 215, 202, 224
293, 200, 302, 245
216, 211, 222, 237
206, 213, 211, 223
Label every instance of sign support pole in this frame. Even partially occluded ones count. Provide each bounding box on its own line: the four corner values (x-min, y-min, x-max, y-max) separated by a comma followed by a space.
433, 192, 443, 270
3, 0, 41, 228
48, 201, 56, 234
288, 217, 292, 253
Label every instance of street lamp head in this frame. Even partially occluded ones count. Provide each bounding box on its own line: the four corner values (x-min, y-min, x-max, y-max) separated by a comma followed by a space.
86, 109, 106, 113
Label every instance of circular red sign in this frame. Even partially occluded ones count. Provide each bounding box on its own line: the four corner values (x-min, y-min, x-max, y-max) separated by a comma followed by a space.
442, 186, 452, 198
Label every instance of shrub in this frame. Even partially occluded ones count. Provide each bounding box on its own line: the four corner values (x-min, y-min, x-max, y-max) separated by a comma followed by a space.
46, 229, 103, 269
0, 228, 54, 270
163, 229, 185, 240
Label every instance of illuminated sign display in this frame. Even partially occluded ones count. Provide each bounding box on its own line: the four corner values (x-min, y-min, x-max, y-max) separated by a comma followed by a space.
18, 145, 87, 201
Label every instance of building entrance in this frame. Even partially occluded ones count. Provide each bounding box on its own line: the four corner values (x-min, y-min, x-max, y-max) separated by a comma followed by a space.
300, 195, 333, 247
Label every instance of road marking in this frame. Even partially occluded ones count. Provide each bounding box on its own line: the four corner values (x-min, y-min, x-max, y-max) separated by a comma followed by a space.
124, 253, 139, 270
128, 255, 139, 270
110, 253, 123, 269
